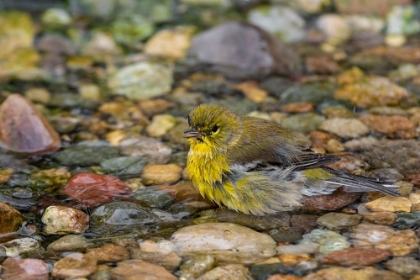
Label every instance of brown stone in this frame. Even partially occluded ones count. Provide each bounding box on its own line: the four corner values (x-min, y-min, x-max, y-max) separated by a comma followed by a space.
300, 189, 360, 211
282, 102, 314, 113
321, 248, 391, 266
334, 0, 412, 15
2, 258, 49, 280
290, 214, 318, 234
375, 230, 419, 256
85, 243, 129, 263
142, 164, 182, 185
0, 94, 60, 155
52, 253, 97, 278
0, 202, 23, 235
363, 212, 398, 225
110, 260, 177, 280
359, 114, 416, 139
305, 55, 341, 74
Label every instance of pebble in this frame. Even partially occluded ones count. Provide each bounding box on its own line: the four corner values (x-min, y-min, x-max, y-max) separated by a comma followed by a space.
359, 114, 416, 139
300, 189, 360, 211
280, 113, 325, 134
335, 69, 416, 108
365, 196, 412, 213
120, 137, 172, 164
54, 145, 121, 166
1, 257, 49, 280
171, 223, 276, 264
0, 94, 60, 155
248, 5, 305, 43
316, 213, 362, 230
42, 206, 89, 235
100, 157, 147, 177
52, 252, 98, 279
1, 237, 42, 257
385, 257, 420, 278
131, 239, 181, 272
109, 259, 177, 280
277, 243, 320, 255
198, 264, 253, 280
214, 208, 290, 231
64, 173, 132, 206
299, 229, 350, 254
319, 118, 369, 138
321, 248, 391, 266
141, 164, 182, 185
47, 235, 90, 251
394, 211, 420, 229
144, 27, 194, 60
234, 82, 268, 103
146, 114, 177, 137
189, 21, 301, 79
375, 229, 419, 256
0, 202, 23, 234
409, 192, 420, 211
316, 14, 351, 45
362, 211, 398, 225
108, 61, 173, 100
350, 223, 395, 248
24, 87, 51, 104
0, 168, 13, 184
134, 186, 175, 208
290, 214, 319, 235
85, 243, 129, 263
177, 255, 216, 279
282, 102, 314, 113
304, 266, 403, 280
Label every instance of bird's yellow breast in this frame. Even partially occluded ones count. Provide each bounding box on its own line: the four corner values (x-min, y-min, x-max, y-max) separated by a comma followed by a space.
186, 141, 231, 201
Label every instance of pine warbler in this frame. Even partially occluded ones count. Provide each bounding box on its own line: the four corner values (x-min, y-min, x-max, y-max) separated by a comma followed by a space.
184, 104, 399, 215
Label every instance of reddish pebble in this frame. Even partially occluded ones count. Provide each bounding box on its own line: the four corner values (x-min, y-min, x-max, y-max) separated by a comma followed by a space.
0, 94, 60, 155
64, 173, 132, 206
2, 258, 49, 280
321, 248, 391, 266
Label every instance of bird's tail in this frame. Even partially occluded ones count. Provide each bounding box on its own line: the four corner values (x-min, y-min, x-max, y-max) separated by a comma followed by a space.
324, 167, 400, 196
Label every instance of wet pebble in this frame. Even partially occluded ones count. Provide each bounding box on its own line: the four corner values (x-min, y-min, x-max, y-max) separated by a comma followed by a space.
24, 87, 51, 104
290, 215, 318, 235
365, 196, 412, 213
141, 164, 182, 185
1, 238, 42, 258
108, 61, 173, 100
350, 223, 395, 248
54, 145, 120, 166
85, 243, 129, 263
177, 255, 216, 279
280, 113, 325, 134
109, 259, 176, 280
100, 157, 147, 177
47, 235, 90, 252
394, 211, 420, 229
64, 173, 132, 206
198, 264, 253, 280
299, 229, 350, 254
52, 252, 97, 279
90, 201, 161, 236
1, 257, 49, 280
134, 186, 175, 208
189, 21, 301, 79
144, 27, 194, 60
120, 137, 172, 164
316, 213, 362, 230
301, 190, 360, 211
409, 192, 420, 211
131, 239, 181, 272
362, 211, 398, 225
375, 229, 419, 256
214, 208, 290, 231
277, 243, 320, 255
0, 94, 60, 155
321, 248, 391, 266
0, 202, 23, 235
171, 223, 276, 264
42, 206, 89, 235
146, 114, 177, 137
359, 114, 416, 139
304, 266, 403, 280
385, 257, 420, 278
319, 118, 369, 138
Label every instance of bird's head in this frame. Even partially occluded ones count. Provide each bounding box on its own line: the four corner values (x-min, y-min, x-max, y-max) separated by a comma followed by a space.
184, 104, 242, 150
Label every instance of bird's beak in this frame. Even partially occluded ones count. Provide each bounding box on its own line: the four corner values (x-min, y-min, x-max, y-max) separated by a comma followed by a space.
183, 128, 202, 139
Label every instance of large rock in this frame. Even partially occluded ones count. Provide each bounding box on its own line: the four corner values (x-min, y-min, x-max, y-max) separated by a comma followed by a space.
0, 94, 60, 155
189, 21, 301, 79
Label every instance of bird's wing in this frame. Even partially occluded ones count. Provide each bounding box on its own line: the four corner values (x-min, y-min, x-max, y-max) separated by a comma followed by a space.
288, 148, 341, 171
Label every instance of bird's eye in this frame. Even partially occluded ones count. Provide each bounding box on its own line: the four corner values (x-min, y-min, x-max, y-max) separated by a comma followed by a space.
212, 125, 219, 133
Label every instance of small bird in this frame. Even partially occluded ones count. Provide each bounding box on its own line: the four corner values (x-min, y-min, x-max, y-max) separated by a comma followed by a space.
183, 104, 399, 215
